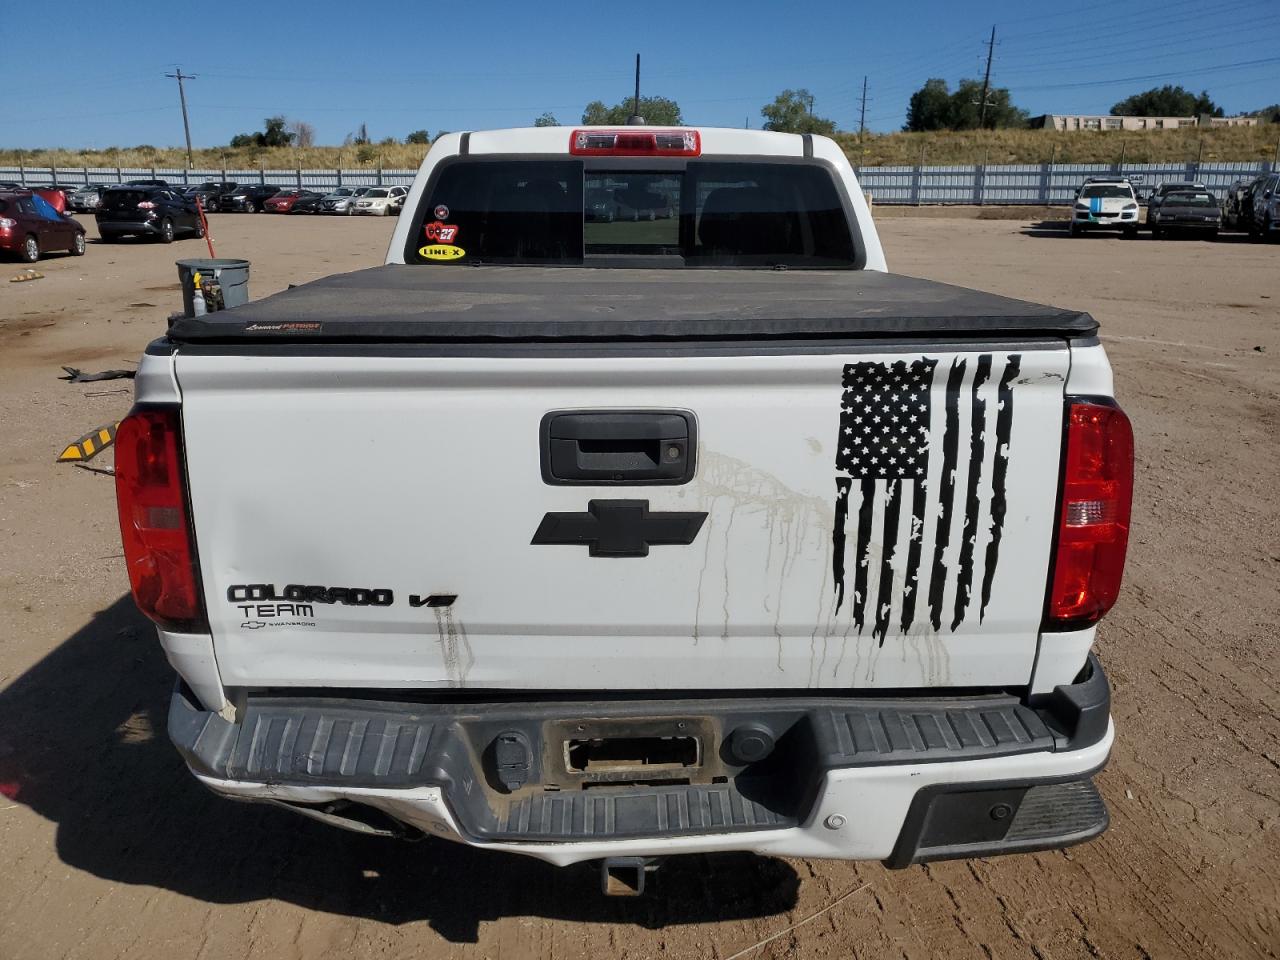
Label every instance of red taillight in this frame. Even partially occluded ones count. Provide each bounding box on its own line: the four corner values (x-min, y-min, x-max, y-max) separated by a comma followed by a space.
114, 408, 206, 632
1046, 399, 1134, 628
570, 128, 700, 156
136, 201, 157, 209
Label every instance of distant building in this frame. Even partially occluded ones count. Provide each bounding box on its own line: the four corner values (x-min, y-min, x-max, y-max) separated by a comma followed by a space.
1202, 114, 1262, 127
1029, 114, 1260, 131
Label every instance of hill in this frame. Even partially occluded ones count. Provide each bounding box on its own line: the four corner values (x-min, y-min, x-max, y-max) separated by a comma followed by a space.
2, 125, 1276, 170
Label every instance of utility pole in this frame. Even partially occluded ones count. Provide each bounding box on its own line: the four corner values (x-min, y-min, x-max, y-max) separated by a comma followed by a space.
628, 54, 644, 125
858, 75, 869, 139
165, 67, 196, 168
978, 26, 996, 129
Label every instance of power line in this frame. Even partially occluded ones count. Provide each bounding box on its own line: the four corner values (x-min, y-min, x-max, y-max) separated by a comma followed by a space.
164, 67, 196, 169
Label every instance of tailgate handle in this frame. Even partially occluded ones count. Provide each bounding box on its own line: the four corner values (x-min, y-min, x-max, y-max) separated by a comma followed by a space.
541, 410, 696, 485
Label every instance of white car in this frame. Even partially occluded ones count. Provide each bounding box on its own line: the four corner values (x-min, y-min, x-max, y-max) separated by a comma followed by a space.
1070, 177, 1140, 237
350, 185, 408, 216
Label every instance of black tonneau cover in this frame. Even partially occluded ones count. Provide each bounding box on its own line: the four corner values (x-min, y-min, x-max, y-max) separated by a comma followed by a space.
167, 265, 1098, 344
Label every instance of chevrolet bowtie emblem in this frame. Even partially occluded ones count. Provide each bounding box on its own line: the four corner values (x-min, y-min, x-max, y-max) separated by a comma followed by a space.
531, 500, 708, 558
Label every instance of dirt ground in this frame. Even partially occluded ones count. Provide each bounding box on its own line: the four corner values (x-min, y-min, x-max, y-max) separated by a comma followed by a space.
0, 212, 1276, 960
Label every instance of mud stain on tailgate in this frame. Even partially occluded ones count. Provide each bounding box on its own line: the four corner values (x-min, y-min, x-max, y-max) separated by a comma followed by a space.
689, 450, 840, 680
433, 605, 475, 687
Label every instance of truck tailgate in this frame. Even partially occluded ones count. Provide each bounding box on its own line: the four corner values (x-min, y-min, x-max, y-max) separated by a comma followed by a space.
175, 344, 1068, 691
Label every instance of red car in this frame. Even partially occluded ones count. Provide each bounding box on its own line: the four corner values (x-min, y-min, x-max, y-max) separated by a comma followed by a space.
263, 189, 322, 213
0, 190, 86, 262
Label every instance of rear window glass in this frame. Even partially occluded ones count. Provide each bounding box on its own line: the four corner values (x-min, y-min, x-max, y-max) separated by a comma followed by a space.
407, 159, 856, 268
102, 190, 151, 209
1167, 193, 1216, 206
1080, 185, 1132, 198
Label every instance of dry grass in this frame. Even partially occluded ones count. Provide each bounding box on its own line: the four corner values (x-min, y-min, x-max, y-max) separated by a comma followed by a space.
0, 143, 433, 171
2, 126, 1276, 170
835, 125, 1280, 166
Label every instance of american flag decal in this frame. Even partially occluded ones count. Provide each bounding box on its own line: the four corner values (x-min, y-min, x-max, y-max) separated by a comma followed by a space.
831, 354, 1021, 643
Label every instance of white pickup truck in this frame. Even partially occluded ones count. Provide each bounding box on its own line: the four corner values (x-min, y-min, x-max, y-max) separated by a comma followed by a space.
116, 126, 1132, 894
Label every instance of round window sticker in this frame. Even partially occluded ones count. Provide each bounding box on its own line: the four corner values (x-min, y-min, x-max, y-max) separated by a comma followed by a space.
433, 204, 450, 220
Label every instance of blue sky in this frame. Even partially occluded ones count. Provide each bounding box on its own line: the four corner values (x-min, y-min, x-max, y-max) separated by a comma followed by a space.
8, 0, 1279, 149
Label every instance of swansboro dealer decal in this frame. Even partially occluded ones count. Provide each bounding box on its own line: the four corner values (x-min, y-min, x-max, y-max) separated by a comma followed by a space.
227, 584, 455, 628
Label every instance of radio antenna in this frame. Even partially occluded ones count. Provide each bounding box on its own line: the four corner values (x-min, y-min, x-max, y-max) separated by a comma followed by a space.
628, 54, 645, 125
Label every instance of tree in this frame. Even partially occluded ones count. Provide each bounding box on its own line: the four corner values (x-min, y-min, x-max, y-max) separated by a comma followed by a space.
287, 120, 315, 149
349, 122, 371, 145
903, 78, 1027, 131
581, 96, 682, 125
760, 89, 836, 135
1251, 104, 1280, 123
228, 116, 295, 149
405, 129, 431, 144
533, 112, 560, 127
259, 116, 294, 147
1111, 85, 1222, 117
950, 79, 1028, 130
905, 79, 953, 132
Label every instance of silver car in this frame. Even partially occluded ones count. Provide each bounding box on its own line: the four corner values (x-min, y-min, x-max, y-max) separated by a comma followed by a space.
318, 186, 370, 215
69, 184, 109, 212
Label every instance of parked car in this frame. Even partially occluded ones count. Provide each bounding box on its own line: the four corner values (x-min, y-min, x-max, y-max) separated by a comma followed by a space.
288, 190, 328, 214
263, 189, 323, 213
1070, 178, 1140, 237
1148, 189, 1222, 238
70, 184, 110, 212
1246, 171, 1280, 241
219, 184, 280, 212
183, 182, 237, 212
1226, 176, 1265, 231
0, 190, 86, 261
1145, 181, 1206, 224
33, 187, 70, 215
123, 179, 170, 187
317, 186, 369, 215
96, 186, 203, 242
141, 126, 1131, 887
0, 181, 22, 190
350, 185, 408, 216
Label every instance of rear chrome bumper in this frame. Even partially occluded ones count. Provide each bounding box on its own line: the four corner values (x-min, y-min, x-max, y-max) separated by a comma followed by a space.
172, 655, 1113, 867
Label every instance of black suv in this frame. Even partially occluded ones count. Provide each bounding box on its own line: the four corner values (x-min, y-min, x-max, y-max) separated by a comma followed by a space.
96, 187, 204, 243
220, 184, 281, 212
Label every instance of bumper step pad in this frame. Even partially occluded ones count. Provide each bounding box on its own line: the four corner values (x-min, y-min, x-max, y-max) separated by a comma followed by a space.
170, 655, 1110, 847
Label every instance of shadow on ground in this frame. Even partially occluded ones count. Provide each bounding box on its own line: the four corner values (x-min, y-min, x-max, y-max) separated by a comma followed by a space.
1020, 221, 1255, 242
0, 597, 800, 943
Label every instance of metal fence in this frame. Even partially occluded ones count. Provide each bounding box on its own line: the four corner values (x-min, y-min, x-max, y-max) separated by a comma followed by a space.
0, 166, 419, 191
2, 161, 1273, 204
855, 161, 1272, 204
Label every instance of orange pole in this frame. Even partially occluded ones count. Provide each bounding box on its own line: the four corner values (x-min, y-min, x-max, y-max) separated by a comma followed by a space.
195, 196, 215, 257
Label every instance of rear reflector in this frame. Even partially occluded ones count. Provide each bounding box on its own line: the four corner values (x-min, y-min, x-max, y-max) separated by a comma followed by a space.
115, 408, 206, 632
1046, 399, 1134, 628
570, 129, 700, 157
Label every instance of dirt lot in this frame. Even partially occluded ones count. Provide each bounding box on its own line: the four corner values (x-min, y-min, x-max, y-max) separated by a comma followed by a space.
0, 212, 1276, 960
